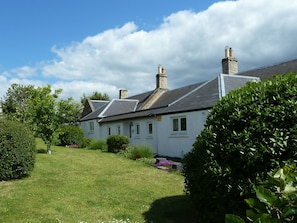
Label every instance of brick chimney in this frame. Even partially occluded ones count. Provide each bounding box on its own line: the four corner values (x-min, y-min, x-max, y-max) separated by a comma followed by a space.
119, 89, 128, 99
221, 47, 238, 74
156, 65, 168, 89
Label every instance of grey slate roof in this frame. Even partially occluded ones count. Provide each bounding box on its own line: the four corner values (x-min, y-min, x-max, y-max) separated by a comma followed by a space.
220, 74, 260, 97
127, 90, 154, 109
100, 99, 138, 117
99, 74, 258, 123
81, 57, 297, 124
81, 99, 109, 118
91, 100, 109, 110
80, 99, 138, 121
238, 58, 297, 80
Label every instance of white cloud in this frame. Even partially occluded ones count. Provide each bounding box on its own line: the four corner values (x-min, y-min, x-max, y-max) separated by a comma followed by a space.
52, 81, 119, 101
2, 0, 297, 101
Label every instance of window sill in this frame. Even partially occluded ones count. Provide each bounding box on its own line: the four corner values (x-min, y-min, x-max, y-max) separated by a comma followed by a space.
169, 132, 188, 138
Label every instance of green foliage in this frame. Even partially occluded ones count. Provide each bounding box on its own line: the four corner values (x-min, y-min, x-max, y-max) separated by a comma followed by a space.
119, 144, 154, 160
89, 139, 108, 151
225, 214, 245, 223
56, 98, 83, 126
247, 162, 297, 222
57, 125, 85, 147
2, 84, 34, 124
183, 72, 297, 222
226, 162, 297, 223
80, 91, 110, 105
2, 83, 84, 154
0, 119, 36, 180
28, 85, 62, 153
106, 134, 129, 153
80, 138, 93, 148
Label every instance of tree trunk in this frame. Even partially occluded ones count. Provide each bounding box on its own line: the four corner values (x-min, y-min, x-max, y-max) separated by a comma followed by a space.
47, 144, 52, 155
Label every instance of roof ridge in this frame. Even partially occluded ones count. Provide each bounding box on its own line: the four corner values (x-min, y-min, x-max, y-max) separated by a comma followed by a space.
238, 57, 297, 75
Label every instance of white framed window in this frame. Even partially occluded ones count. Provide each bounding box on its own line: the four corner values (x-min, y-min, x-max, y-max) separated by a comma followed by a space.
108, 127, 111, 136
171, 116, 187, 134
117, 126, 121, 135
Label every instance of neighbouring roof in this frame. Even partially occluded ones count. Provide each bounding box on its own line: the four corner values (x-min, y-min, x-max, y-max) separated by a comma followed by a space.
81, 99, 109, 118
80, 99, 138, 121
92, 100, 109, 110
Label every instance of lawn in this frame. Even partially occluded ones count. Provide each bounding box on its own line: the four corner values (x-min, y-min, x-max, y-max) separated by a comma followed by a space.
0, 139, 198, 223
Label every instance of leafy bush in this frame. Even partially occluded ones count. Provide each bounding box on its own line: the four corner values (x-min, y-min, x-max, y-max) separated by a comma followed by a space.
226, 162, 297, 223
106, 135, 129, 153
80, 137, 92, 148
119, 145, 154, 160
57, 125, 85, 147
0, 119, 36, 180
89, 139, 107, 151
183, 72, 297, 222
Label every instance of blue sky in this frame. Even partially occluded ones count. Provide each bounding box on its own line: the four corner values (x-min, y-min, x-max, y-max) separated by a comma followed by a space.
1, 0, 297, 100
1, 0, 217, 69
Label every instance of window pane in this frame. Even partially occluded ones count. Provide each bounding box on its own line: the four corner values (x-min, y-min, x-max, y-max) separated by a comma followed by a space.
181, 117, 187, 131
148, 123, 153, 134
173, 119, 179, 131
89, 122, 94, 131
136, 124, 140, 135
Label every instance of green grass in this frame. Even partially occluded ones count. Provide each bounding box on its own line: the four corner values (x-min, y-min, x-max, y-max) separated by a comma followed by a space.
0, 139, 198, 223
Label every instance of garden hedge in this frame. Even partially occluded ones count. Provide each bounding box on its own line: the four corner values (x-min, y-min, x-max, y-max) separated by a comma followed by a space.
0, 119, 36, 180
183, 72, 297, 222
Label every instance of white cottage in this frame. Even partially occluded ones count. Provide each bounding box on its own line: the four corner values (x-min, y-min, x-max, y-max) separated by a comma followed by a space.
80, 48, 297, 158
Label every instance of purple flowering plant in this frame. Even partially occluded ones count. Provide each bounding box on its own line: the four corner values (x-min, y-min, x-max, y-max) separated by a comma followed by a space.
156, 160, 173, 168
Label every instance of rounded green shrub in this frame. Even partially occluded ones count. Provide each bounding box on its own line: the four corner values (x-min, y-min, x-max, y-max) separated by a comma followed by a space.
0, 119, 36, 180
57, 125, 85, 147
80, 137, 92, 148
183, 72, 297, 222
89, 139, 107, 151
106, 134, 129, 153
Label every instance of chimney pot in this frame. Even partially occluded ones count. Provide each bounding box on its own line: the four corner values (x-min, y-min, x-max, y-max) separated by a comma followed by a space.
222, 47, 238, 74
156, 65, 168, 89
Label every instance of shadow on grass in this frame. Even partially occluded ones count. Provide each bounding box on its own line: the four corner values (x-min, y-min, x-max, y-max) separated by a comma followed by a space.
143, 195, 199, 223
36, 148, 47, 154
36, 148, 57, 154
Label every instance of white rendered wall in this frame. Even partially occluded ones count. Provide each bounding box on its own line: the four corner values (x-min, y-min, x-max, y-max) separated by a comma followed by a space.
157, 110, 209, 158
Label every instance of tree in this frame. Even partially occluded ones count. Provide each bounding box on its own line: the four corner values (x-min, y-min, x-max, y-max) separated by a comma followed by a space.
56, 98, 83, 126
80, 91, 110, 105
28, 85, 62, 154
2, 83, 34, 123
2, 83, 86, 153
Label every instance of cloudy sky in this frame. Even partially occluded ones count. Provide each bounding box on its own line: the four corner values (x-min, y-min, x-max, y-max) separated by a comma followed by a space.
1, 0, 296, 101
